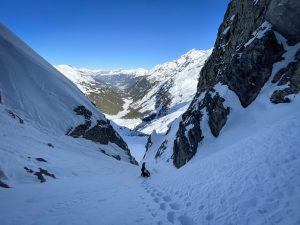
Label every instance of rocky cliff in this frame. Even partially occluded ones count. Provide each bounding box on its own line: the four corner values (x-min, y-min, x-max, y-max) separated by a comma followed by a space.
171, 0, 300, 168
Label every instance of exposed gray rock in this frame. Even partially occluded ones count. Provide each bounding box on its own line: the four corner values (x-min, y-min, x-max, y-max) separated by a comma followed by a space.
5, 109, 24, 124
271, 49, 300, 103
154, 80, 173, 117
74, 105, 92, 120
68, 105, 138, 165
69, 120, 92, 138
24, 167, 55, 183
112, 155, 121, 161
173, 109, 203, 168
172, 0, 300, 168
100, 149, 121, 161
144, 135, 153, 156
24, 166, 34, 173
205, 92, 230, 137
0, 169, 9, 188
155, 140, 168, 159
224, 30, 284, 107
34, 168, 56, 183
266, 0, 300, 44
0, 180, 10, 188
35, 158, 48, 163
47, 143, 54, 148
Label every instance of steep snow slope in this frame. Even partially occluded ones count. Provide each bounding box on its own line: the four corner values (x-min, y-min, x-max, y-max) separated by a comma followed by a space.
131, 49, 212, 118
1, 106, 299, 225
0, 23, 104, 131
0, 22, 137, 187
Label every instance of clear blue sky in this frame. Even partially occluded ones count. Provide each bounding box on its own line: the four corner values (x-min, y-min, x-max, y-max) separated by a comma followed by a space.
0, 0, 229, 69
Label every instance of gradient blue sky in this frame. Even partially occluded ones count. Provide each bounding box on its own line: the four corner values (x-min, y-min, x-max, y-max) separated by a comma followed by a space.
0, 0, 229, 69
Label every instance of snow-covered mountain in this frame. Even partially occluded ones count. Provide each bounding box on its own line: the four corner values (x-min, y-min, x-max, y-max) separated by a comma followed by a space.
144, 0, 300, 168
0, 22, 137, 188
1, 1, 300, 224
56, 49, 212, 134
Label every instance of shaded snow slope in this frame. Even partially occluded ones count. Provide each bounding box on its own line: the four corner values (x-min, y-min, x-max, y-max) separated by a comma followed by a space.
0, 22, 137, 187
0, 23, 103, 131
1, 108, 299, 224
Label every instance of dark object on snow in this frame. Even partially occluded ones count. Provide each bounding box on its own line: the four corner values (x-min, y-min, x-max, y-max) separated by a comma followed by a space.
0, 169, 10, 188
0, 180, 10, 188
47, 143, 54, 148
112, 155, 121, 161
5, 109, 24, 124
24, 166, 34, 173
34, 168, 56, 183
35, 158, 48, 163
141, 162, 150, 177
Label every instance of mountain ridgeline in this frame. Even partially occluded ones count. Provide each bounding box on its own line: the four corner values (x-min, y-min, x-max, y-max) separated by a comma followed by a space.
56, 49, 212, 130
143, 0, 300, 168
172, 0, 300, 168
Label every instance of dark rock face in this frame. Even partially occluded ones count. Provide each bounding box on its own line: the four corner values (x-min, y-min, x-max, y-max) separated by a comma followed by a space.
155, 140, 168, 159
172, 0, 300, 168
74, 105, 92, 120
266, 0, 300, 44
174, 109, 203, 168
173, 90, 230, 168
24, 167, 55, 183
225, 31, 284, 107
34, 168, 56, 183
68, 105, 138, 165
144, 135, 153, 156
205, 93, 230, 137
154, 80, 173, 117
271, 49, 300, 103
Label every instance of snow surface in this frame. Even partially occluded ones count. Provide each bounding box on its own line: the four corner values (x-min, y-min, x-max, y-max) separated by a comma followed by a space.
0, 23, 104, 131
0, 21, 136, 188
1, 103, 299, 225
1, 19, 300, 225
131, 49, 212, 115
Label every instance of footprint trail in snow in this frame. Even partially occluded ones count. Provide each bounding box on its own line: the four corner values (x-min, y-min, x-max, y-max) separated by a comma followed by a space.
141, 181, 195, 225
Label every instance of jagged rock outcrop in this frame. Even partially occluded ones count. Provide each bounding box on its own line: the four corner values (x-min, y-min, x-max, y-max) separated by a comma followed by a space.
271, 49, 300, 103
144, 135, 153, 155
68, 106, 138, 165
205, 92, 230, 137
172, 0, 300, 168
